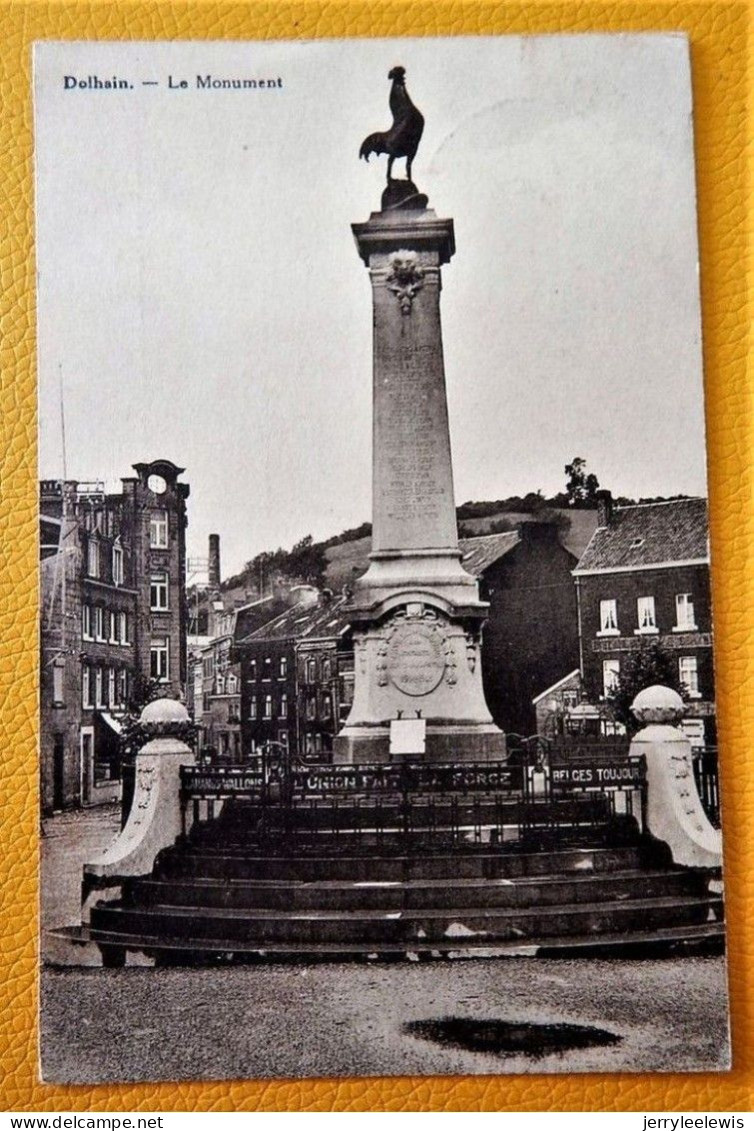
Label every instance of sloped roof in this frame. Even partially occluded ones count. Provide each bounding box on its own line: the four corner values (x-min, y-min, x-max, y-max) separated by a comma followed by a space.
323, 513, 597, 589
574, 498, 708, 574
241, 595, 352, 644
233, 595, 289, 644
458, 531, 519, 575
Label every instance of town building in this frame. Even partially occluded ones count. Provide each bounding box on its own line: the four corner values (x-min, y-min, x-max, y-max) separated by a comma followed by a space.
571, 492, 715, 746
196, 611, 242, 761
39, 459, 189, 812
294, 596, 354, 759
463, 523, 585, 737
233, 587, 323, 759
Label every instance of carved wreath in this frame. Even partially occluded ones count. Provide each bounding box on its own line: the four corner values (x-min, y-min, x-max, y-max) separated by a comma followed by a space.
385, 251, 425, 315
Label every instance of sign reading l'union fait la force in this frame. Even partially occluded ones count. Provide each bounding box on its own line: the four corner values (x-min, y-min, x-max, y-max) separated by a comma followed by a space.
179, 762, 647, 799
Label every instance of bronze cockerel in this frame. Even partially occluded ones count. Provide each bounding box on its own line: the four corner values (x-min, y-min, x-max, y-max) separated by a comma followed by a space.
359, 66, 425, 184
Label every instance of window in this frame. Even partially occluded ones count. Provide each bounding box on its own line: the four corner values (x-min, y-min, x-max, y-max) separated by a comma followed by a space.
94, 667, 104, 707
278, 730, 289, 749
82, 667, 92, 708
636, 596, 657, 634
321, 693, 332, 721
109, 610, 119, 644
675, 593, 697, 631
227, 673, 238, 694
602, 659, 620, 697
306, 695, 317, 721
263, 694, 273, 719
322, 659, 332, 681
82, 604, 92, 640
112, 543, 124, 587
679, 655, 700, 698
279, 656, 288, 678
52, 658, 65, 705
249, 696, 257, 720
279, 693, 288, 719
150, 572, 169, 611
307, 658, 317, 684
249, 660, 257, 681
262, 657, 272, 680
108, 668, 116, 707
150, 510, 168, 548
216, 672, 225, 695
150, 637, 169, 681
120, 611, 129, 645
598, 599, 618, 635
86, 537, 100, 578
94, 606, 105, 642
118, 669, 129, 705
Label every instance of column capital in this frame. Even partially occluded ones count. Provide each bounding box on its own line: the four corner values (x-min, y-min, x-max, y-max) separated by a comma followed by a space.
352, 208, 455, 266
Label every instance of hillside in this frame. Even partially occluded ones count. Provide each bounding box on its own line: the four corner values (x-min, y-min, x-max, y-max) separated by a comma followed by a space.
217, 504, 600, 605
323, 508, 599, 591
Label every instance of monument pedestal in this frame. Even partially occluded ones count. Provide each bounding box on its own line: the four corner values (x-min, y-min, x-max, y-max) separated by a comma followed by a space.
334, 195, 506, 764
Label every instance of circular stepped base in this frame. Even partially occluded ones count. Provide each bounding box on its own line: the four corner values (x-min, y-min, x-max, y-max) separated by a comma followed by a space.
76, 815, 725, 965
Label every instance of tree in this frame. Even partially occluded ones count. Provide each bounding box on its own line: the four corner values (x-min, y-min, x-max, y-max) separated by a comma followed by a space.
564, 457, 600, 508
606, 640, 688, 734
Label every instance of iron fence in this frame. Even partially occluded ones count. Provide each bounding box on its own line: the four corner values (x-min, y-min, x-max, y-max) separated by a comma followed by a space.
180, 742, 647, 853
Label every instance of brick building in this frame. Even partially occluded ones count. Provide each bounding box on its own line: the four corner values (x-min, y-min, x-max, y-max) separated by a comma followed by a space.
233, 587, 357, 760
572, 492, 715, 746
40, 459, 189, 811
294, 597, 354, 759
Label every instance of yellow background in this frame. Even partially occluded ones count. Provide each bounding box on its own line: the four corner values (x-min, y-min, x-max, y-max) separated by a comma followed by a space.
1, 0, 751, 1112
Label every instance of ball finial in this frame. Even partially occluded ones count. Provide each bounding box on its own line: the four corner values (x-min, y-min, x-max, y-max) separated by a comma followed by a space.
631, 685, 685, 726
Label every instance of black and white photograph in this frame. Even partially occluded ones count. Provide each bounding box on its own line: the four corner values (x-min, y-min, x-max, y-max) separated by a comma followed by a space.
35, 35, 729, 1083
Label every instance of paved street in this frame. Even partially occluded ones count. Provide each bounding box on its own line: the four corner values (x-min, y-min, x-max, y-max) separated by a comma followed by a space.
41, 806, 731, 1083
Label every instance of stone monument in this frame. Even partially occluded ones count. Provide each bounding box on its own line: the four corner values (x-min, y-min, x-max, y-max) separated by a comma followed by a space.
334, 68, 506, 763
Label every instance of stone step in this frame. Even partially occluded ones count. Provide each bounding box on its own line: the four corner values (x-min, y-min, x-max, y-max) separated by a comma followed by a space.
127, 867, 704, 913
56, 919, 726, 962
91, 893, 721, 947
156, 842, 670, 883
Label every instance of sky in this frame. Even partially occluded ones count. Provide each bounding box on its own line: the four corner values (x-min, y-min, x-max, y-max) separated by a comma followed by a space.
34, 35, 708, 579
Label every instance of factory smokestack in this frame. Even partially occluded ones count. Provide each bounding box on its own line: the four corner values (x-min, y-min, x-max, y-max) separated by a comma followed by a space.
208, 533, 221, 588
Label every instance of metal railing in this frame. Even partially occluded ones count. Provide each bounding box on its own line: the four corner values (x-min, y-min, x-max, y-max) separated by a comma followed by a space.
180, 742, 647, 853
692, 747, 720, 828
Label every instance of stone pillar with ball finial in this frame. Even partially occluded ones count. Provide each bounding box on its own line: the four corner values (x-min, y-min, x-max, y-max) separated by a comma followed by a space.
82, 699, 196, 912
629, 685, 722, 869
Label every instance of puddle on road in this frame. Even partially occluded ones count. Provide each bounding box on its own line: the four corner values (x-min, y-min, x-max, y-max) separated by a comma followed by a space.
403, 1017, 621, 1059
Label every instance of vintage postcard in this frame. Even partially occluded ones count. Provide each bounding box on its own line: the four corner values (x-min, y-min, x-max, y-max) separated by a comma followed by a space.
35, 35, 730, 1083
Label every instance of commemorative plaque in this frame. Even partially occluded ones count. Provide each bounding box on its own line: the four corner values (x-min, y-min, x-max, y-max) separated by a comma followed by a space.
386, 620, 446, 696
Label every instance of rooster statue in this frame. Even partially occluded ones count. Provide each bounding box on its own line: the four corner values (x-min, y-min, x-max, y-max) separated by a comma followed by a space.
359, 66, 425, 184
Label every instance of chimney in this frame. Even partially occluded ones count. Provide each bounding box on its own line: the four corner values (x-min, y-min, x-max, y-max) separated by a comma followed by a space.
596, 490, 613, 529
208, 534, 221, 587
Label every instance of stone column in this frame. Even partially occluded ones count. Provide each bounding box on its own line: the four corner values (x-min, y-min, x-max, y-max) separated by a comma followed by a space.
334, 201, 505, 764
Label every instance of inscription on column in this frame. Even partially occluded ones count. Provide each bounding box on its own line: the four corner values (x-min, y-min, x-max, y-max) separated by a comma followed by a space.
378, 341, 451, 529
